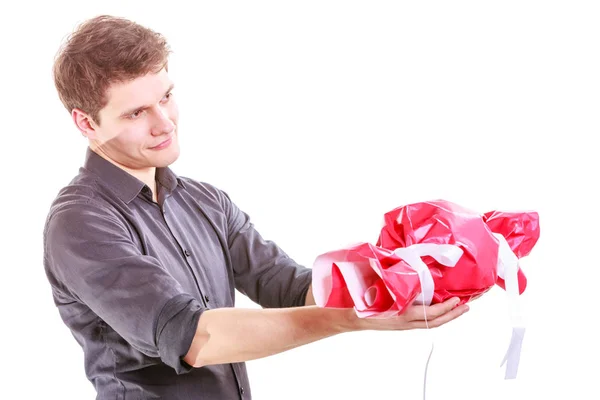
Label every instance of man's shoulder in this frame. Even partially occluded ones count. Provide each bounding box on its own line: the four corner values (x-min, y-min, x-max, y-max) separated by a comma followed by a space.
178, 176, 218, 193
44, 169, 118, 229
177, 176, 230, 205
54, 170, 97, 198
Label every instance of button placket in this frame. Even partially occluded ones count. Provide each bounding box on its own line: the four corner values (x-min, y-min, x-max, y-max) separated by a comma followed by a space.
160, 199, 208, 308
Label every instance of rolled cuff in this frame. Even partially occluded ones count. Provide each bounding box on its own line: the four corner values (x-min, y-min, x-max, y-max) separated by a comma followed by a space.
155, 293, 205, 374
286, 267, 313, 308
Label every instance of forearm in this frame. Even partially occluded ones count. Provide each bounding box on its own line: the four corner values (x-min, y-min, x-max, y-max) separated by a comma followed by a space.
184, 305, 358, 368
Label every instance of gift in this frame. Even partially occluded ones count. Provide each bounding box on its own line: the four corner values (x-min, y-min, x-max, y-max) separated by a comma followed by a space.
311, 199, 540, 378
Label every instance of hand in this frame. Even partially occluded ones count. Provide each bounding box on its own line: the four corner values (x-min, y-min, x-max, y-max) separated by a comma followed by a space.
356, 297, 469, 331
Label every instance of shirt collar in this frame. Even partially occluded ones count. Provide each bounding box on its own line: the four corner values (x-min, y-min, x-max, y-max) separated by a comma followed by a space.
83, 147, 186, 204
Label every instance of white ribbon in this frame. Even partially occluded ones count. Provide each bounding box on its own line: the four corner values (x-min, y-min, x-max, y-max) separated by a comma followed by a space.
394, 237, 525, 379
392, 243, 464, 400
392, 243, 464, 305
392, 236, 524, 400
494, 233, 526, 380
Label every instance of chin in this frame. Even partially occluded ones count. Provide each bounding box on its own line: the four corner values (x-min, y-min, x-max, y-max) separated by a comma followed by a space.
151, 146, 180, 168
161, 151, 180, 167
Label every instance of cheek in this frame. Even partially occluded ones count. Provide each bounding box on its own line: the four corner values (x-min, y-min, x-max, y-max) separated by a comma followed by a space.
106, 125, 148, 149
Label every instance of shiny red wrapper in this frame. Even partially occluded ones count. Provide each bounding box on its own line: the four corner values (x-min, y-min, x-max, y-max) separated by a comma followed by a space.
312, 200, 540, 317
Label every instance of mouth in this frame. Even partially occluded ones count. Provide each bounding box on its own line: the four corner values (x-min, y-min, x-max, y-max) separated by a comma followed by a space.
150, 136, 173, 150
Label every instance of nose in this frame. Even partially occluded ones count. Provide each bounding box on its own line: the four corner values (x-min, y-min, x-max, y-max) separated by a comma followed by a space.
151, 106, 175, 136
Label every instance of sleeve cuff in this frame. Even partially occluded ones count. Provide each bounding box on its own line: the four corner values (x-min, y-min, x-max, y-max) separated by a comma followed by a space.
287, 267, 313, 308
155, 293, 205, 374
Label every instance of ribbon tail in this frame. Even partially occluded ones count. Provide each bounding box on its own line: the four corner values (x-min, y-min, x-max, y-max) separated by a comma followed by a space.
423, 341, 434, 400
500, 326, 525, 379
494, 233, 526, 380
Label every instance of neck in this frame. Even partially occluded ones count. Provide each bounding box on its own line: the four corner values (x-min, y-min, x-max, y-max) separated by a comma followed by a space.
124, 165, 157, 197
90, 146, 157, 199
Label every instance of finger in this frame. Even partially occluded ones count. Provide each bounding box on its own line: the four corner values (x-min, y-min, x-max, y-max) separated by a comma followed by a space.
429, 304, 469, 327
405, 297, 461, 321
408, 304, 469, 329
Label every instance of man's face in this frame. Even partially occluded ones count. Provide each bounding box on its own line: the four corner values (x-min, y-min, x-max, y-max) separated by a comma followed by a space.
88, 68, 180, 170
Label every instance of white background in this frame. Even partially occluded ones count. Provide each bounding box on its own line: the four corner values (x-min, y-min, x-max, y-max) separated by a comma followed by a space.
1, 1, 598, 399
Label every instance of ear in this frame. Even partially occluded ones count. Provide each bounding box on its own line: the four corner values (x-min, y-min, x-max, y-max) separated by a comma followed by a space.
72, 108, 100, 140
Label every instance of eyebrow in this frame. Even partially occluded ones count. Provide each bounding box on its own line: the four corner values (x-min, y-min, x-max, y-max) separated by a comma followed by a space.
119, 83, 175, 118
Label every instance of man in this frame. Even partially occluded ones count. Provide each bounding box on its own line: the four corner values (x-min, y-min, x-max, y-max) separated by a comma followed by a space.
43, 15, 469, 399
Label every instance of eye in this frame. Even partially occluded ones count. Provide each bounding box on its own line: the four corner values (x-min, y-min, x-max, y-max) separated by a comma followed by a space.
162, 92, 173, 102
129, 109, 145, 119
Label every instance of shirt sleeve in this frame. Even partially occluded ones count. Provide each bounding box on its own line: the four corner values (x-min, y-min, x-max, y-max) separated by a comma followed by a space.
43, 200, 204, 374
218, 191, 313, 309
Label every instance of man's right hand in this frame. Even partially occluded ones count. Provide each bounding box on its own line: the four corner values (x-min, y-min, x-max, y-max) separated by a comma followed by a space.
353, 297, 469, 332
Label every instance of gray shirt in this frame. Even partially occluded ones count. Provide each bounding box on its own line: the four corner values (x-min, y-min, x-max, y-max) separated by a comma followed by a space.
43, 148, 313, 399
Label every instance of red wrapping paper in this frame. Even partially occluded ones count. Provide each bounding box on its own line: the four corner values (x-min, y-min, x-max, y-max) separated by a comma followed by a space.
312, 200, 540, 317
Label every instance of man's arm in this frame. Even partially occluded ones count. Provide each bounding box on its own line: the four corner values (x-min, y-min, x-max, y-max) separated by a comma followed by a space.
44, 201, 204, 373
216, 187, 314, 309
184, 297, 468, 367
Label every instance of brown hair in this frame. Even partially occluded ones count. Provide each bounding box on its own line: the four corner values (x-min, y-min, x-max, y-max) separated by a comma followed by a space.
53, 15, 171, 124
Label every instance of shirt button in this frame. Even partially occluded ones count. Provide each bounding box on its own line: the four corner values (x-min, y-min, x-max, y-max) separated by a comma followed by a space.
204, 295, 210, 303
184, 249, 191, 257
240, 387, 245, 395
